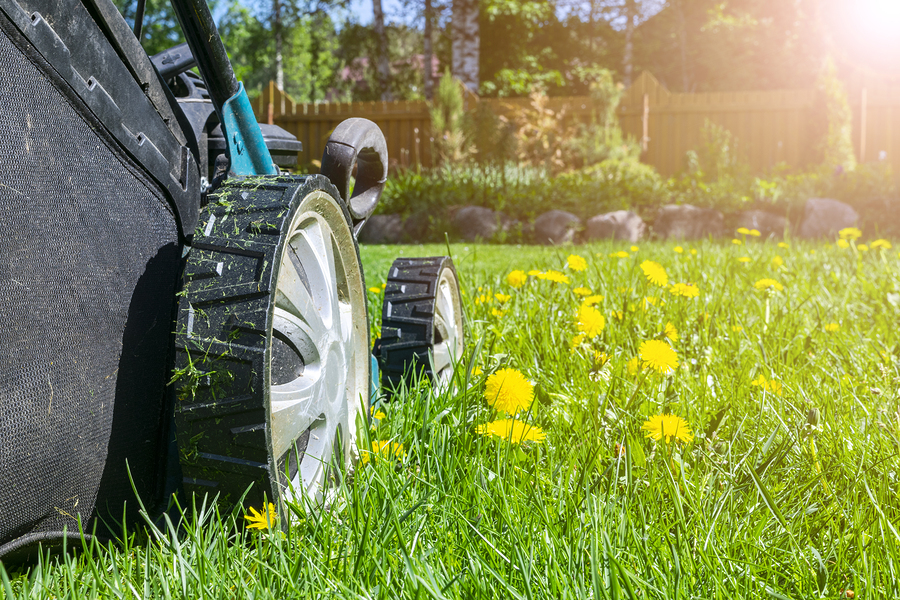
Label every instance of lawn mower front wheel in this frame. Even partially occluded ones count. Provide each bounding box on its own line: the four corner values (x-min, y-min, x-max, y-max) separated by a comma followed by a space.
173, 175, 369, 516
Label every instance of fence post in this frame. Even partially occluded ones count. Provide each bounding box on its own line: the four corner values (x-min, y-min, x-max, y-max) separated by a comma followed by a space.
267, 80, 275, 125
641, 93, 650, 153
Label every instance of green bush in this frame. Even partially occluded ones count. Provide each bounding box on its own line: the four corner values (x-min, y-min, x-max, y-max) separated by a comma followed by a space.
378, 158, 669, 241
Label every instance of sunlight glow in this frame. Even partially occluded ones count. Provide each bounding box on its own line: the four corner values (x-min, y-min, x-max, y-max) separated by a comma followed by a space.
848, 0, 900, 42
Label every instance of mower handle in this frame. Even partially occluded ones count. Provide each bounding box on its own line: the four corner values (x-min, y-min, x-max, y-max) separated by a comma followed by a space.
169, 0, 277, 176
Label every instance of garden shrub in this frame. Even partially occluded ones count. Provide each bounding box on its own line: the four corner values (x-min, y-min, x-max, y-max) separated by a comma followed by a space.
378, 158, 669, 241
810, 57, 856, 172
430, 71, 471, 165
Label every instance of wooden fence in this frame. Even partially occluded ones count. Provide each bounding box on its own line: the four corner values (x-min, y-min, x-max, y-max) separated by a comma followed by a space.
618, 71, 900, 178
252, 74, 900, 178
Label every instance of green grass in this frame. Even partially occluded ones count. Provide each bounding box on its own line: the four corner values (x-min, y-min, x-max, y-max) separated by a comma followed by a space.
5, 238, 900, 598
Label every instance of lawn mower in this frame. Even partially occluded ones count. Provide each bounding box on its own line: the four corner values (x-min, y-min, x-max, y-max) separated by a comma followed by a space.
0, 0, 464, 559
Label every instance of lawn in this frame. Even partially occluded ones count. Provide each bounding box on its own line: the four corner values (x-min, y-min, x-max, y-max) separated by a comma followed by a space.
5, 235, 900, 598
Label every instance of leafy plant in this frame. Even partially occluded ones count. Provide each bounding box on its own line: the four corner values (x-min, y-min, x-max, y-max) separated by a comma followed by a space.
429, 71, 472, 165
811, 57, 856, 172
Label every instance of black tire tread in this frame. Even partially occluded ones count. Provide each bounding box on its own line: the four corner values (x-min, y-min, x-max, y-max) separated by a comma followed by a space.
172, 174, 354, 511
377, 256, 461, 395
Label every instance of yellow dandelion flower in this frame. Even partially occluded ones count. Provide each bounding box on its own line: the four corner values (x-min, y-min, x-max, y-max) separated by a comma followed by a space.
839, 227, 862, 240
664, 322, 678, 341
738, 257, 751, 263
477, 419, 546, 443
627, 356, 641, 375
494, 293, 511, 303
570, 333, 586, 351
824, 322, 840, 332
576, 304, 606, 337
372, 410, 387, 421
567, 254, 587, 271
368, 286, 382, 294
754, 278, 784, 292
778, 242, 789, 248
749, 229, 761, 237
641, 414, 693, 444
507, 270, 528, 288
484, 368, 534, 414
871, 239, 892, 250
537, 270, 570, 284
472, 366, 483, 377
643, 296, 658, 308
737, 227, 750, 235
475, 293, 492, 305
594, 351, 609, 366
630, 246, 639, 252
381, 283, 387, 290
491, 308, 507, 318
640, 260, 668, 287
751, 374, 783, 396
771, 255, 784, 267
673, 246, 684, 254
582, 294, 604, 306
527, 269, 542, 276
731, 325, 743, 332
361, 440, 406, 465
732, 239, 742, 245
690, 249, 697, 255
836, 239, 850, 249
613, 310, 624, 320
244, 503, 278, 530
573, 287, 592, 296
639, 339, 679, 374
610, 251, 630, 258
858, 244, 869, 252
669, 282, 700, 298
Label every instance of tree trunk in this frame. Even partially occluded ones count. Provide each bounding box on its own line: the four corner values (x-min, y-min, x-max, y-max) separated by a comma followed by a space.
451, 0, 479, 92
372, 0, 392, 100
424, 0, 434, 99
623, 0, 634, 87
273, 0, 284, 91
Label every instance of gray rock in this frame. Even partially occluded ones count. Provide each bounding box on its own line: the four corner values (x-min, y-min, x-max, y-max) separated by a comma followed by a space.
732, 210, 787, 239
357, 214, 403, 244
653, 204, 724, 239
583, 210, 646, 242
400, 211, 431, 242
452, 205, 513, 241
798, 197, 858, 238
532, 210, 581, 245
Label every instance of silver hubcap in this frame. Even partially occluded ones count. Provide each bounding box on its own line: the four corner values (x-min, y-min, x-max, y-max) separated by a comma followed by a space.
268, 191, 368, 504
431, 267, 463, 390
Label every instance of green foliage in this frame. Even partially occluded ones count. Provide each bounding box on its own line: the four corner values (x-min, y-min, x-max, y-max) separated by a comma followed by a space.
114, 0, 185, 55
506, 91, 569, 173
479, 0, 567, 97
378, 159, 667, 240
429, 71, 471, 165
336, 23, 430, 101
561, 70, 640, 170
219, 4, 343, 102
811, 57, 857, 172
469, 101, 516, 168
